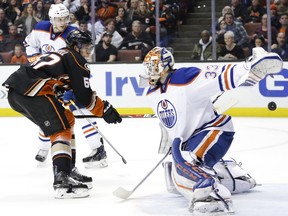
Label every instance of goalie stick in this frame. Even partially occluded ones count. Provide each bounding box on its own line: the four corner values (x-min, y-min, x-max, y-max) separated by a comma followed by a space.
113, 149, 171, 199
69, 100, 127, 164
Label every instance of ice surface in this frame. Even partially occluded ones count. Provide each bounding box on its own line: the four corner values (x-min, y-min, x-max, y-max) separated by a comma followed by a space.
0, 117, 287, 216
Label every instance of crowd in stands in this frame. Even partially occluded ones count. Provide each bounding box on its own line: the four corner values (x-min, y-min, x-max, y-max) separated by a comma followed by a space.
193, 0, 288, 61
2, 0, 288, 64
0, 0, 193, 64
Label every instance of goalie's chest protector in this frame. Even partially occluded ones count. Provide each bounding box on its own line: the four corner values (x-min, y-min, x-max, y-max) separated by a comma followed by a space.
146, 67, 214, 142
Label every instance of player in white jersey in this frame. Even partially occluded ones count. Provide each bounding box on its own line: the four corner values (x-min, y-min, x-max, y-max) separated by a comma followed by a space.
140, 46, 283, 215
24, 3, 108, 168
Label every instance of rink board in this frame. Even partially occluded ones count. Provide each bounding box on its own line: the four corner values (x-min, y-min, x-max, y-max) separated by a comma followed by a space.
1, 62, 288, 117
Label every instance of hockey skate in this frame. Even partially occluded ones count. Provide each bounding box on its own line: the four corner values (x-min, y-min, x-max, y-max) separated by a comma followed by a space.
214, 159, 257, 194
82, 141, 108, 168
53, 171, 89, 199
35, 149, 49, 162
242, 47, 283, 86
70, 167, 93, 189
189, 197, 234, 216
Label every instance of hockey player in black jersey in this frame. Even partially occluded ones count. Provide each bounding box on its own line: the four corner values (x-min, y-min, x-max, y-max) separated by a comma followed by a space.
2, 30, 122, 198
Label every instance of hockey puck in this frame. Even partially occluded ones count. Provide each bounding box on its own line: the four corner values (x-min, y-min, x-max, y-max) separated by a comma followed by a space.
268, 101, 277, 111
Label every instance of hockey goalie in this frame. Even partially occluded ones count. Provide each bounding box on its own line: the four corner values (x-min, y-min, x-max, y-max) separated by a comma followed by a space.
140, 46, 283, 215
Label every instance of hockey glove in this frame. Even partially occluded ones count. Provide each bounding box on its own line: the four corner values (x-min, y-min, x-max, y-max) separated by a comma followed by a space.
103, 100, 122, 124
63, 90, 76, 104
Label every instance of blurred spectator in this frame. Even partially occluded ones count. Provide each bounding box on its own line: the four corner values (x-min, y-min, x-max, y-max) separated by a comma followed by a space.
88, 18, 105, 41
43, 0, 54, 13
79, 19, 91, 35
218, 31, 244, 60
63, 0, 80, 13
126, 0, 138, 25
120, 20, 154, 59
74, 0, 90, 22
33, 0, 49, 21
231, 0, 249, 24
4, 0, 22, 23
159, 3, 177, 46
3, 24, 24, 52
247, 0, 266, 23
14, 3, 39, 37
95, 31, 117, 62
250, 34, 267, 55
276, 0, 288, 16
191, 30, 220, 60
224, 12, 250, 49
216, 18, 226, 45
218, 5, 235, 23
270, 4, 280, 29
0, 1, 9, 11
253, 14, 278, 45
214, 5, 235, 37
69, 12, 79, 28
115, 6, 130, 37
0, 54, 3, 64
133, 0, 155, 35
278, 12, 288, 33
0, 29, 5, 51
10, 43, 28, 64
96, 0, 117, 22
0, 8, 11, 35
253, 34, 266, 49
271, 32, 288, 60
96, 18, 123, 48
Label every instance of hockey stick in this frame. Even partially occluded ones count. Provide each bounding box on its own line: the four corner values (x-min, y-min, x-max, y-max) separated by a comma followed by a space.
113, 149, 171, 199
69, 100, 127, 164
74, 114, 157, 119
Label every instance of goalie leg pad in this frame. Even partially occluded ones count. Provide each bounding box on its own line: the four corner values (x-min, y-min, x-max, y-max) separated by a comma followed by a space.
171, 138, 216, 200
163, 161, 180, 195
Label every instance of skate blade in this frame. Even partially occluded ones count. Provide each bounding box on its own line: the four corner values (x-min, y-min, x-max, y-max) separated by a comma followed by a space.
83, 182, 93, 190
84, 159, 108, 169
54, 188, 89, 199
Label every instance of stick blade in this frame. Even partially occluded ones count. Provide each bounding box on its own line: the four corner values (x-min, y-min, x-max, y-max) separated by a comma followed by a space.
113, 187, 132, 199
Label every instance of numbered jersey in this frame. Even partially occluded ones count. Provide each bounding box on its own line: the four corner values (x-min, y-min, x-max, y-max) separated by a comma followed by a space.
3, 48, 93, 108
146, 63, 249, 142
23, 21, 77, 62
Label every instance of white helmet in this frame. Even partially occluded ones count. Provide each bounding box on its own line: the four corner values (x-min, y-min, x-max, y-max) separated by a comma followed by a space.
143, 47, 175, 86
49, 3, 69, 25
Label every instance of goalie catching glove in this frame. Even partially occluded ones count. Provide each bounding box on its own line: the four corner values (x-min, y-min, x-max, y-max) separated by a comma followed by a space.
103, 100, 122, 124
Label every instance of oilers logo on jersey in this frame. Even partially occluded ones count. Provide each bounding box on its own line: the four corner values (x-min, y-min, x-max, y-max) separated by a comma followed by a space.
157, 99, 177, 128
42, 44, 56, 53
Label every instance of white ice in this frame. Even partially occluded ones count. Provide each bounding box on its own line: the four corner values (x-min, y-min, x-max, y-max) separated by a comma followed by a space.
0, 117, 287, 216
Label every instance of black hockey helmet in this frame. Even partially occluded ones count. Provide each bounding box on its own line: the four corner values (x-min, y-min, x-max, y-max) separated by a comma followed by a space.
66, 30, 93, 50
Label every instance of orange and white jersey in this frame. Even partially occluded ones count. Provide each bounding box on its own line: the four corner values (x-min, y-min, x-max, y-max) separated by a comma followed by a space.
146, 62, 250, 142
23, 21, 77, 62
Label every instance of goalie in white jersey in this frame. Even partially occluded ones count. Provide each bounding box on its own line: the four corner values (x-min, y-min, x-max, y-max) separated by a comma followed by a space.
140, 46, 283, 215
24, 3, 108, 168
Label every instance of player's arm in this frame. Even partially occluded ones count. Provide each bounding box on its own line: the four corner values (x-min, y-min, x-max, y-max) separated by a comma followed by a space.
191, 62, 251, 99
63, 50, 121, 123
23, 29, 42, 63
